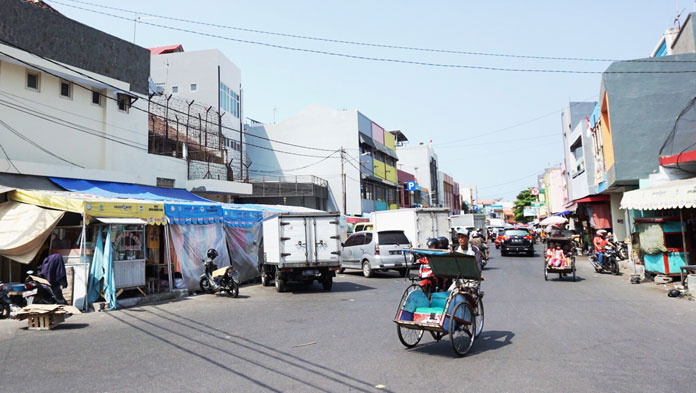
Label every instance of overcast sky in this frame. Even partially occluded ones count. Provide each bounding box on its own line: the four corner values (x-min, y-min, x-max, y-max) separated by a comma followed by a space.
51, 0, 685, 200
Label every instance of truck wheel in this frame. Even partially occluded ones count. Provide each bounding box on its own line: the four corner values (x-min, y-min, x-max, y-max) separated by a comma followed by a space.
261, 271, 271, 287
322, 276, 333, 291
362, 261, 373, 278
275, 269, 287, 293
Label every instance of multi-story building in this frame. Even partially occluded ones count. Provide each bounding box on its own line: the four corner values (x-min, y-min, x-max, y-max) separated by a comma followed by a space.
245, 105, 399, 215
561, 102, 597, 203
438, 171, 459, 214
150, 46, 247, 181
0, 0, 185, 186
0, 0, 252, 200
396, 143, 439, 207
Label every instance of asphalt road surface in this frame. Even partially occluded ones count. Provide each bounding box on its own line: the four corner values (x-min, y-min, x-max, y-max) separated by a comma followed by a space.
1, 245, 695, 392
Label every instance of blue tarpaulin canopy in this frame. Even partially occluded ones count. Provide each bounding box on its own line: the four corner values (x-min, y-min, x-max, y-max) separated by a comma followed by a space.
165, 203, 224, 224
223, 207, 263, 228
50, 177, 206, 202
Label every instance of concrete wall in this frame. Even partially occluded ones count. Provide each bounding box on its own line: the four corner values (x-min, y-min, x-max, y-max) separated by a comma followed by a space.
188, 161, 227, 181
671, 14, 696, 55
150, 49, 242, 128
0, 44, 187, 187
601, 53, 696, 187
0, 0, 149, 94
245, 105, 361, 215
561, 102, 596, 202
609, 193, 628, 241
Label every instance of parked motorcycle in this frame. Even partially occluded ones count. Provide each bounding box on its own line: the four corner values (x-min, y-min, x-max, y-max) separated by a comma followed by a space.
616, 241, 629, 260
24, 271, 63, 305
199, 249, 239, 298
0, 282, 11, 319
590, 245, 620, 275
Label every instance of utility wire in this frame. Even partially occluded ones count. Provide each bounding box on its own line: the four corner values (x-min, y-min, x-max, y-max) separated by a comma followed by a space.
247, 149, 340, 173
0, 119, 84, 167
0, 139, 20, 173
47, 2, 696, 74
477, 172, 541, 190
437, 132, 558, 149
0, 41, 339, 153
55, 0, 696, 64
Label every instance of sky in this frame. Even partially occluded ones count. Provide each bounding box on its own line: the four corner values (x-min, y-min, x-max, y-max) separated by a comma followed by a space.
50, 0, 685, 201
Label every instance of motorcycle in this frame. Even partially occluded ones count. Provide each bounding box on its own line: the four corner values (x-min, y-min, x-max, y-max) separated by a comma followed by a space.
0, 282, 11, 319
199, 249, 239, 298
23, 271, 63, 305
616, 241, 629, 260
590, 245, 620, 275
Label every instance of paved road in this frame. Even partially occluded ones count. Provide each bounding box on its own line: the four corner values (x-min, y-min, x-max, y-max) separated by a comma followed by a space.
1, 245, 695, 392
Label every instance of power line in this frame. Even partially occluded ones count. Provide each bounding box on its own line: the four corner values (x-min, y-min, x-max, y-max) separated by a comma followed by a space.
0, 119, 84, 167
55, 0, 617, 63
55, 0, 696, 65
437, 132, 558, 150
48, 2, 696, 74
0, 40, 340, 154
0, 139, 20, 173
248, 149, 340, 173
433, 98, 598, 146
477, 172, 541, 190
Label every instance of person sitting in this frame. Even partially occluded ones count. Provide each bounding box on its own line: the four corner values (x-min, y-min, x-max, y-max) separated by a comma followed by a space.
545, 241, 555, 264
418, 238, 439, 293
548, 243, 567, 267
593, 230, 608, 270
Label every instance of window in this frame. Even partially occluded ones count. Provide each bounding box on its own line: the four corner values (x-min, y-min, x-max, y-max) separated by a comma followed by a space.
59, 80, 72, 98
570, 138, 584, 173
190, 84, 197, 91
117, 93, 131, 113
219, 82, 240, 118
156, 178, 175, 188
26, 71, 40, 91
378, 231, 409, 245
364, 233, 373, 244
375, 186, 386, 202
172, 86, 178, 93
92, 90, 102, 106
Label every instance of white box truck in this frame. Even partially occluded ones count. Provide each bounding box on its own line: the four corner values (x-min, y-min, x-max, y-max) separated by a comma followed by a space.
449, 214, 487, 242
261, 212, 342, 292
369, 208, 450, 248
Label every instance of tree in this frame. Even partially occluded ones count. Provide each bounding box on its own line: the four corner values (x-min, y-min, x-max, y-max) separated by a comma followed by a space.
513, 188, 536, 223
461, 202, 470, 214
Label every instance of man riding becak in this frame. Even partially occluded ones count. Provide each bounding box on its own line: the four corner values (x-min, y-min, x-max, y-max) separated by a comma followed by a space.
452, 228, 483, 273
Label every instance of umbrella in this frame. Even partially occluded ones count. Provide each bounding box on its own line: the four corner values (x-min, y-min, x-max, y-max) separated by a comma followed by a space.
539, 216, 568, 226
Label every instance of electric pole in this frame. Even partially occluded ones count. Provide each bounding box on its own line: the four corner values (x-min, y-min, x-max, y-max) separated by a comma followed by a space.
340, 147, 346, 214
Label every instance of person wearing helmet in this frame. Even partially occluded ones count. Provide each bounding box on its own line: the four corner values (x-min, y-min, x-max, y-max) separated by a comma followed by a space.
593, 230, 608, 270
470, 231, 487, 261
207, 248, 219, 260
437, 237, 449, 250
453, 228, 483, 272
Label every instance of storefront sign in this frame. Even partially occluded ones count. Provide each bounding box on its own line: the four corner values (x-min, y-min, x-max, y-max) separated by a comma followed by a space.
115, 231, 142, 252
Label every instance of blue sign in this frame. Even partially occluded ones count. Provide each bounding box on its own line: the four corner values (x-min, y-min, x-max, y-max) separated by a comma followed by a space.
406, 181, 417, 191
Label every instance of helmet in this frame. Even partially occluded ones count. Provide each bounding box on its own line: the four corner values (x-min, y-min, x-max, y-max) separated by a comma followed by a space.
207, 248, 219, 259
437, 237, 449, 249
426, 238, 439, 248
597, 230, 607, 236
456, 228, 470, 237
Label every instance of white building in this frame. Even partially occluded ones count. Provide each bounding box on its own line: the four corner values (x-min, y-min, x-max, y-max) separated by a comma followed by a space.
0, 6, 185, 187
246, 105, 400, 215
395, 144, 439, 207
150, 46, 247, 180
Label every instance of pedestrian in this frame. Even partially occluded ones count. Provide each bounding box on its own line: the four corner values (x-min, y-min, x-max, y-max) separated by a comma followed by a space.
41, 254, 68, 304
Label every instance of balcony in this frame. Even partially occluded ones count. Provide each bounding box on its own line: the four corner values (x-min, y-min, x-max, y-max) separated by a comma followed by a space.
248, 175, 329, 198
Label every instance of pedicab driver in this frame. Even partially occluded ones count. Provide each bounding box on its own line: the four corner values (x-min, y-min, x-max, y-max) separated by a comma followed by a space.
452, 228, 483, 273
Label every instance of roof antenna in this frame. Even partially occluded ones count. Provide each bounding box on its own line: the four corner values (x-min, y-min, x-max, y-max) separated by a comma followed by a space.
675, 0, 686, 29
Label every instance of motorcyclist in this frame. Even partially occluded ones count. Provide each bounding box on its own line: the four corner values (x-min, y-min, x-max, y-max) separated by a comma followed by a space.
437, 237, 449, 250
470, 231, 487, 261
593, 230, 608, 270
417, 238, 440, 293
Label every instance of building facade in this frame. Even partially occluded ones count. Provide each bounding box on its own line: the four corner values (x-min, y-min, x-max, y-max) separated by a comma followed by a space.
245, 105, 398, 215
150, 47, 247, 181
396, 143, 439, 207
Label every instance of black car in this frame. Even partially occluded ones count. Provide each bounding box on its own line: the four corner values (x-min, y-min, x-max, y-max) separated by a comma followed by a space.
500, 229, 534, 256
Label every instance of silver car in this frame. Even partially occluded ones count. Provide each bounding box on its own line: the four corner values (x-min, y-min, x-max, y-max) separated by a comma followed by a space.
340, 230, 412, 277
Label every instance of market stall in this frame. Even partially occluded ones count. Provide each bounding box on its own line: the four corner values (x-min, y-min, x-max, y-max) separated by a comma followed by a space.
621, 177, 696, 277
8, 189, 167, 309
222, 207, 263, 283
